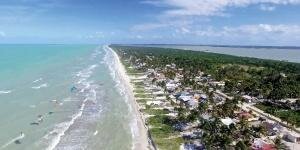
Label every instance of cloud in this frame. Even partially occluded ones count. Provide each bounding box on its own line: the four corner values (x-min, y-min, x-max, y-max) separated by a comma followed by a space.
0, 0, 66, 23
143, 0, 300, 17
173, 24, 300, 37
131, 23, 169, 31
83, 31, 105, 39
222, 24, 300, 35
259, 4, 276, 11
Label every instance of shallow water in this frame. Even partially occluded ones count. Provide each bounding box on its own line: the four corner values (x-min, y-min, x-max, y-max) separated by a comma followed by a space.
0, 45, 134, 150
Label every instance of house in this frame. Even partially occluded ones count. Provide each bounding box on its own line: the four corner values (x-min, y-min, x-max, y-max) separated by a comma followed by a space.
146, 101, 163, 106
242, 95, 257, 103
153, 91, 165, 96
200, 94, 208, 101
285, 132, 300, 143
187, 99, 198, 109
251, 138, 276, 150
166, 82, 179, 92
179, 95, 193, 103
238, 112, 252, 119
221, 118, 235, 126
263, 122, 281, 136
209, 81, 225, 87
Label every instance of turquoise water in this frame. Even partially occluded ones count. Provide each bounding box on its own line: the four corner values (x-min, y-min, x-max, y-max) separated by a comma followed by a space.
0, 45, 133, 150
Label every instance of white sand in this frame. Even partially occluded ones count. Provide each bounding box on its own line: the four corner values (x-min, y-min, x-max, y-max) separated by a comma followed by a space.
109, 46, 151, 150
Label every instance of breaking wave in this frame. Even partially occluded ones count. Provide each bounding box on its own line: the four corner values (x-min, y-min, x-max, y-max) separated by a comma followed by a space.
32, 83, 48, 89
0, 90, 12, 95
41, 48, 103, 150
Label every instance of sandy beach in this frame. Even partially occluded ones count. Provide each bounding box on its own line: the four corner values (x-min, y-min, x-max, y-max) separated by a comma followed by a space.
108, 46, 150, 150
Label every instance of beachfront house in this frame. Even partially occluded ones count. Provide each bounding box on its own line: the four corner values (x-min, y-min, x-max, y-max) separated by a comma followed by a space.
285, 132, 300, 143
221, 118, 235, 126
251, 138, 276, 150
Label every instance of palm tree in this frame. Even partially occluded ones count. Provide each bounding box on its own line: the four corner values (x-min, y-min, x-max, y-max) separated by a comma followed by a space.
235, 141, 249, 150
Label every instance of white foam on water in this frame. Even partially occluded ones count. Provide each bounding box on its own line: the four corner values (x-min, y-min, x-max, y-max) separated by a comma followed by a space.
42, 49, 102, 150
32, 83, 48, 89
0, 133, 25, 149
33, 78, 43, 83
103, 45, 140, 150
29, 105, 36, 108
0, 90, 12, 95
43, 99, 87, 150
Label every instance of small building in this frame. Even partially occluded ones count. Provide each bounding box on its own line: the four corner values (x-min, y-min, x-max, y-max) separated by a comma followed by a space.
153, 91, 165, 96
242, 95, 257, 103
251, 138, 276, 150
187, 99, 198, 109
238, 111, 253, 120
285, 132, 300, 143
166, 82, 178, 92
221, 118, 235, 126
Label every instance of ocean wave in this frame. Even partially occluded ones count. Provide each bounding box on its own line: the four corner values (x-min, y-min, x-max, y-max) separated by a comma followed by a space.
43, 99, 86, 150
0, 90, 12, 95
32, 83, 48, 89
33, 78, 43, 83
103, 45, 139, 149
41, 52, 102, 150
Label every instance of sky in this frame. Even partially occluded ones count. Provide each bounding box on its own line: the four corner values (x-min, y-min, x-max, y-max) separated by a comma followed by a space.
0, 0, 300, 46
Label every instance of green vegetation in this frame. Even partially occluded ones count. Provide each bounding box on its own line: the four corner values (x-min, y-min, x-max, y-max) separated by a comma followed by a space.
148, 115, 183, 150
134, 93, 152, 98
112, 45, 300, 100
133, 89, 146, 93
143, 108, 170, 115
255, 102, 300, 127
111, 45, 300, 149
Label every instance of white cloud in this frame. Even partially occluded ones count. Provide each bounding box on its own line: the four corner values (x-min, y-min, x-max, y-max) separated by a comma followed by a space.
143, 0, 300, 17
260, 4, 276, 11
222, 24, 300, 35
131, 23, 169, 31
83, 31, 105, 39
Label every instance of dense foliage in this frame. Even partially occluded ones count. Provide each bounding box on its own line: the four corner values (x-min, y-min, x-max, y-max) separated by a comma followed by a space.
111, 45, 300, 100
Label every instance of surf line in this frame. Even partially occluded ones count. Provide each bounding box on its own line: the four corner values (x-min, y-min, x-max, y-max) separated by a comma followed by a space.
0, 133, 25, 149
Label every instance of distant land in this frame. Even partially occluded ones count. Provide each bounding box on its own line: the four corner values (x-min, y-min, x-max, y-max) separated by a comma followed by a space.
126, 44, 300, 50
121, 44, 300, 63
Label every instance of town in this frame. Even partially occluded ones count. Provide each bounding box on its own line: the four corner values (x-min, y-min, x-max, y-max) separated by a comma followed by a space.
111, 45, 300, 150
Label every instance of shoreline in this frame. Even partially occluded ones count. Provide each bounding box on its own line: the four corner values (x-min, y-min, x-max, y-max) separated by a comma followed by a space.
108, 46, 152, 150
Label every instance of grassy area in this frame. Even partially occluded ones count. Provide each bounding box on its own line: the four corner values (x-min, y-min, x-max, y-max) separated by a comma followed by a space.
133, 89, 146, 93
136, 98, 151, 104
133, 82, 145, 86
255, 103, 300, 127
134, 85, 144, 89
121, 57, 184, 149
134, 93, 152, 98
143, 109, 170, 115
147, 115, 183, 150
153, 137, 184, 150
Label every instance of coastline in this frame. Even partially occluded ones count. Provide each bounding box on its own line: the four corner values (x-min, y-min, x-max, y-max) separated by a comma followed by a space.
107, 46, 151, 150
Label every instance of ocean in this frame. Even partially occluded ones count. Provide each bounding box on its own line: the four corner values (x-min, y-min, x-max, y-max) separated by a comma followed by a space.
142, 45, 300, 63
0, 45, 136, 150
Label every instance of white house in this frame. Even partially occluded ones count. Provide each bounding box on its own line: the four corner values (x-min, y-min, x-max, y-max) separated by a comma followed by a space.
286, 132, 300, 143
